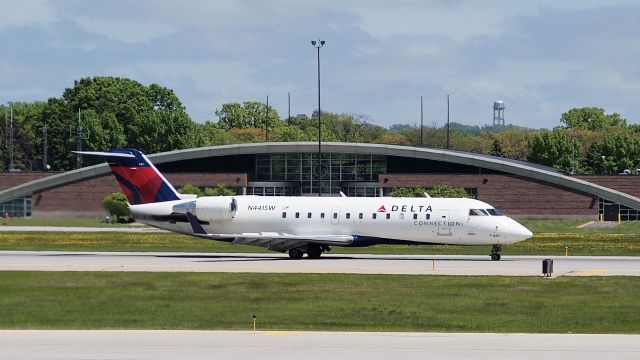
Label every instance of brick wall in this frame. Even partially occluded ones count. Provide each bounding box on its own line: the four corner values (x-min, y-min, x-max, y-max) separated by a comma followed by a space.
0, 172, 247, 217
3, 170, 640, 218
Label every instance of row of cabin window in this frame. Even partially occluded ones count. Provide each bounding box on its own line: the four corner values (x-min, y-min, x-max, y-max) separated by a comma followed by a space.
281, 212, 431, 220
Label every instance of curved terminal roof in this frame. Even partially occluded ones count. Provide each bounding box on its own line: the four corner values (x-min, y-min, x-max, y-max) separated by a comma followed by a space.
1, 142, 640, 209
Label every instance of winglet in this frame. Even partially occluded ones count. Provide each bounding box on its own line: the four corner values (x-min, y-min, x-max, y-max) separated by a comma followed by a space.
186, 212, 207, 235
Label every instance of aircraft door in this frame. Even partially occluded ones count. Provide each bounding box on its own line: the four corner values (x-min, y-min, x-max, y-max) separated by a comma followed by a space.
331, 207, 340, 225
603, 203, 619, 222
437, 210, 452, 236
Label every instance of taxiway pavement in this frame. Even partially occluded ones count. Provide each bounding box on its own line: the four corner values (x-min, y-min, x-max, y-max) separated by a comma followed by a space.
1, 330, 639, 360
0, 251, 638, 276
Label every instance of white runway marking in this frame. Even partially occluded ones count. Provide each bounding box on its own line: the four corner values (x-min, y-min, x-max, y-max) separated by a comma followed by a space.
1, 330, 639, 360
1, 251, 639, 276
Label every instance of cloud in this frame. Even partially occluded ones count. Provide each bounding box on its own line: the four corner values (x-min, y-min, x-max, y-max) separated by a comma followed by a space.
73, 17, 177, 44
2, 0, 640, 130
0, 0, 58, 29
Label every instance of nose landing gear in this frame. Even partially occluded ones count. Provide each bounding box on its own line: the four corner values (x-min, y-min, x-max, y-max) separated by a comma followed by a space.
490, 244, 502, 261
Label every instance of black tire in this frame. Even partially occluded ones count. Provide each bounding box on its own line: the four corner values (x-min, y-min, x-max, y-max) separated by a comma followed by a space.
491, 253, 501, 261
288, 248, 304, 260
307, 245, 322, 259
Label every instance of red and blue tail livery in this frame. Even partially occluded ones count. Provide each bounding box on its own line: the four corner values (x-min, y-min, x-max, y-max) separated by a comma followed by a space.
75, 149, 181, 205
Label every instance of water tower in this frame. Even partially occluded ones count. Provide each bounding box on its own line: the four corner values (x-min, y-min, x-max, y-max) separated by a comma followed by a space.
493, 100, 505, 126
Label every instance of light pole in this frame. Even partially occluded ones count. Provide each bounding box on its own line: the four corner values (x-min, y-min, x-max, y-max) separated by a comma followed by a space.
311, 39, 325, 196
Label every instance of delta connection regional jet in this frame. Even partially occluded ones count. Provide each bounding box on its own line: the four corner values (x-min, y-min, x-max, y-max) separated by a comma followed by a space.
78, 149, 533, 261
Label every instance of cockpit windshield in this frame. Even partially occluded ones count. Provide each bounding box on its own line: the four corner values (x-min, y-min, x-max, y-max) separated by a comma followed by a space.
469, 209, 489, 216
486, 208, 504, 216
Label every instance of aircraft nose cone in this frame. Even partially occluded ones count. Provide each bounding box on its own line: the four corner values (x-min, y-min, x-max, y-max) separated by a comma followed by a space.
514, 224, 533, 241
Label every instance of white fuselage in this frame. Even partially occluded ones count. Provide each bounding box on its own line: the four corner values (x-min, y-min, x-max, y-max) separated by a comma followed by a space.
130, 196, 532, 247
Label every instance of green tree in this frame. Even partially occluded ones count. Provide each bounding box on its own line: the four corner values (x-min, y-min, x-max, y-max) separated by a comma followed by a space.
215, 103, 250, 129
178, 184, 236, 196
178, 184, 204, 197
427, 184, 469, 198
374, 132, 410, 145
272, 125, 310, 142
43, 76, 195, 169
560, 107, 626, 130
489, 139, 504, 157
102, 192, 130, 222
585, 131, 640, 174
0, 102, 47, 171
389, 187, 428, 197
203, 184, 236, 196
192, 121, 238, 146
527, 129, 581, 172
389, 185, 468, 198
323, 113, 384, 143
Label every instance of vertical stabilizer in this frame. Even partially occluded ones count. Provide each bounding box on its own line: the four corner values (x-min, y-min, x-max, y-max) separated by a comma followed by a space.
76, 149, 181, 205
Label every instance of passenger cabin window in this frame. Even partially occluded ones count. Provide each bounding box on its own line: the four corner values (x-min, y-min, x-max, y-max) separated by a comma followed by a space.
372, 213, 377, 219
399, 213, 404, 220
469, 209, 489, 216
307, 212, 312, 218
359, 213, 363, 219
333, 213, 338, 219
486, 209, 504, 216
426, 214, 431, 220
346, 213, 351, 219
320, 213, 325, 219
386, 213, 391, 219
282, 212, 287, 218
295, 212, 300, 218
413, 214, 418, 220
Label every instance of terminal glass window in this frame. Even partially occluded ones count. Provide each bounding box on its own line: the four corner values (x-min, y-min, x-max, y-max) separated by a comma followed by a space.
254, 153, 386, 196
600, 198, 640, 221
0, 195, 32, 217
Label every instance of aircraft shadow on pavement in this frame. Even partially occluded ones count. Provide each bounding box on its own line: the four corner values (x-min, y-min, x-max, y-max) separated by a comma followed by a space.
156, 254, 498, 262
41, 253, 503, 262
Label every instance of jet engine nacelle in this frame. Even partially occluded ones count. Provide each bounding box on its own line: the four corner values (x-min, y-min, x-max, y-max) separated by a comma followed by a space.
195, 197, 238, 221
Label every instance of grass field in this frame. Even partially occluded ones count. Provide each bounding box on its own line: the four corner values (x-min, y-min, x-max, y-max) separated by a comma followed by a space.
519, 219, 640, 234
0, 271, 638, 333
1, 231, 639, 256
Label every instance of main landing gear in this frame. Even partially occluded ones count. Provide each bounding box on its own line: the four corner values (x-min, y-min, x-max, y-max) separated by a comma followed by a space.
288, 244, 329, 259
288, 248, 304, 260
490, 244, 502, 261
306, 244, 323, 259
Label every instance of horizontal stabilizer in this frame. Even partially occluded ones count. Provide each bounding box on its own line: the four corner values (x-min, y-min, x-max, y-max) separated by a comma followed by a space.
186, 212, 207, 235
73, 151, 135, 158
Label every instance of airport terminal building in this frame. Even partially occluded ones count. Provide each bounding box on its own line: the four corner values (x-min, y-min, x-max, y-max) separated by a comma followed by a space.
1, 142, 640, 221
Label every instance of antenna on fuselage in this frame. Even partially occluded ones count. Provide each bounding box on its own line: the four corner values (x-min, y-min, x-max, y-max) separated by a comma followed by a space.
339, 191, 347, 197
423, 192, 432, 198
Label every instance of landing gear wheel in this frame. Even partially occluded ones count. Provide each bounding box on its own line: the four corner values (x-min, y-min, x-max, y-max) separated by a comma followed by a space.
288, 248, 304, 260
306, 245, 322, 259
490, 244, 502, 261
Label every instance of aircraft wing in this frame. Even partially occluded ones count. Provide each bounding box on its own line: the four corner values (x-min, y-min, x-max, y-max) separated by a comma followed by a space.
185, 212, 353, 251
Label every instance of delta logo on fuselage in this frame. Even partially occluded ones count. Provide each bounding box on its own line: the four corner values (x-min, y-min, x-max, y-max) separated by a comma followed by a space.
378, 204, 433, 213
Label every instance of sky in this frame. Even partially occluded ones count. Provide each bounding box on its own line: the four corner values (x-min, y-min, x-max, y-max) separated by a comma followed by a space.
2, 0, 640, 129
